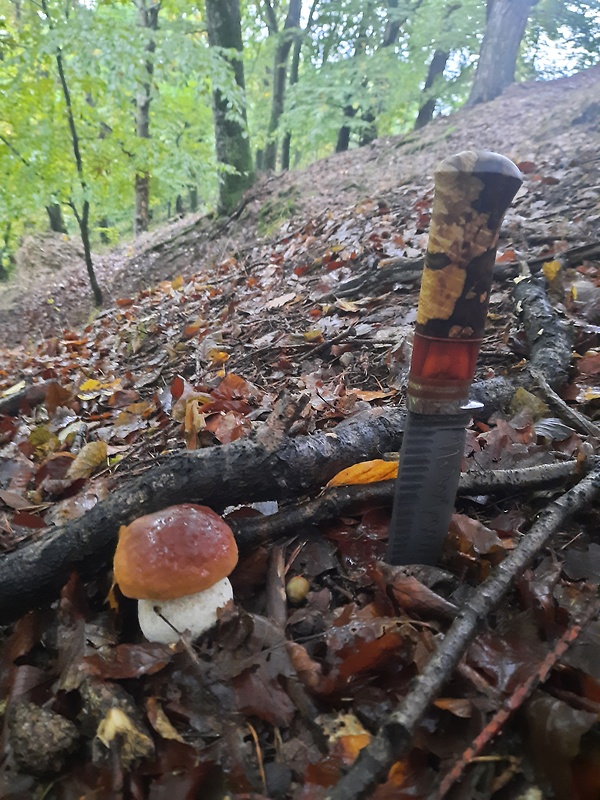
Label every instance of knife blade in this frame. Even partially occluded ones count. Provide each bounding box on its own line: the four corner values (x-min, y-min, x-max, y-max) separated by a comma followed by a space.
385, 150, 523, 565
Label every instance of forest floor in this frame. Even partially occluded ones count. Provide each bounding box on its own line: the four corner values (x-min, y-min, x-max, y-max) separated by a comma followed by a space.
1, 66, 600, 800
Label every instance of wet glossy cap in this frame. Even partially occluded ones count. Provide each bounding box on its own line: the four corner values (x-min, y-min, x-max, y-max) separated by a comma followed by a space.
114, 503, 238, 601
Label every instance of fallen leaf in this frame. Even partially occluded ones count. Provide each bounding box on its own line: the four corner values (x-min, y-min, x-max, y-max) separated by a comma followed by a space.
327, 459, 397, 486
67, 441, 108, 480
265, 291, 297, 309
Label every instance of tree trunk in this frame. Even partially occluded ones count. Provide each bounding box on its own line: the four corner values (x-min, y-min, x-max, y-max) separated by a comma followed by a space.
382, 0, 401, 47
281, 0, 318, 171
188, 186, 198, 212
41, 0, 103, 305
0, 222, 12, 280
335, 105, 356, 153
97, 217, 111, 245
205, 0, 254, 214
263, 0, 302, 172
334, 0, 412, 153
134, 0, 159, 235
414, 49, 449, 129
46, 203, 68, 233
71, 199, 103, 307
467, 0, 539, 106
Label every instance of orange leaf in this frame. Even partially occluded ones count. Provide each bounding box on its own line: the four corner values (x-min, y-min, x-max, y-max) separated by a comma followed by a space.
433, 697, 473, 718
327, 459, 398, 486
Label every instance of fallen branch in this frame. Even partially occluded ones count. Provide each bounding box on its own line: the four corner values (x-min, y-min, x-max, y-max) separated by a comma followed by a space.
329, 240, 600, 298
233, 459, 591, 550
324, 462, 600, 800
533, 369, 600, 438
0, 407, 406, 625
471, 275, 573, 415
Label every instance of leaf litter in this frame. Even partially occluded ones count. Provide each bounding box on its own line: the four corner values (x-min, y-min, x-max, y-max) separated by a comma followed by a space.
1, 67, 600, 798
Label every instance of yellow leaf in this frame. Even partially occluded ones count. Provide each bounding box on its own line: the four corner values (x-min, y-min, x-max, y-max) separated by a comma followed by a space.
79, 379, 102, 392
208, 349, 230, 366
96, 707, 154, 766
335, 299, 360, 312
171, 275, 184, 290
303, 329, 324, 343
146, 698, 185, 742
67, 441, 108, 480
542, 259, 562, 282
433, 697, 473, 717
327, 459, 398, 486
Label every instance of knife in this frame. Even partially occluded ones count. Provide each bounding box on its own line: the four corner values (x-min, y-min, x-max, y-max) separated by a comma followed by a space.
385, 150, 523, 565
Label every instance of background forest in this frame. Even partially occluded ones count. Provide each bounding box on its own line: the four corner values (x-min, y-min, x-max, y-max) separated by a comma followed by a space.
1, 0, 599, 293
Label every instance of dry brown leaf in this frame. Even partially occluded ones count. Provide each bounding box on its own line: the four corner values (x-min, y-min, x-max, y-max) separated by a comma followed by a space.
67, 441, 108, 480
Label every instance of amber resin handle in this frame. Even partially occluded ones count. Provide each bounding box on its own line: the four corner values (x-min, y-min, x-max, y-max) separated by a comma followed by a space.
408, 151, 522, 413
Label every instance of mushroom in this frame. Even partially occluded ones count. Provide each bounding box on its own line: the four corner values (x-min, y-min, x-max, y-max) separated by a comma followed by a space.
113, 503, 238, 644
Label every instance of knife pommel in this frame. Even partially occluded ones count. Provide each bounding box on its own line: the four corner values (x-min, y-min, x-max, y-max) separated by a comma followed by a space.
409, 151, 523, 414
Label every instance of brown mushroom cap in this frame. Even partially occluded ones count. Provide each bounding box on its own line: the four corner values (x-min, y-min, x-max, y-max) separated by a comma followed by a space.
113, 504, 238, 601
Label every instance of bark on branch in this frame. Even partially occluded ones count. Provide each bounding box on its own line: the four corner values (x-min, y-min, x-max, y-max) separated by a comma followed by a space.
234, 459, 592, 550
0, 408, 406, 625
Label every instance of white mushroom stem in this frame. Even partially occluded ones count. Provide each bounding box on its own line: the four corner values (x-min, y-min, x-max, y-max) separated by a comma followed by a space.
137, 576, 234, 644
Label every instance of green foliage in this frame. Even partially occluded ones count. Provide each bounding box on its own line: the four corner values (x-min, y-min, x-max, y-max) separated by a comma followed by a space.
524, 0, 600, 77
0, 0, 598, 256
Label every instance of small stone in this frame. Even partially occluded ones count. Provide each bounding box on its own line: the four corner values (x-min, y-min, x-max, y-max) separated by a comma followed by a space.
9, 702, 79, 775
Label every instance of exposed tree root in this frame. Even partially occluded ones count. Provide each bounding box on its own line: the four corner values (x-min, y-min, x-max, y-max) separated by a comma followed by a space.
329, 240, 600, 298
471, 275, 573, 415
324, 463, 600, 800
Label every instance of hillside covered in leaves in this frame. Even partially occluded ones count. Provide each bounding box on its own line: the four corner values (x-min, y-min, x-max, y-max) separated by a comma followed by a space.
1, 65, 600, 799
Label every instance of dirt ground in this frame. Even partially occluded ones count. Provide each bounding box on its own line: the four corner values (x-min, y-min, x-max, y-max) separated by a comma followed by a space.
1, 64, 599, 350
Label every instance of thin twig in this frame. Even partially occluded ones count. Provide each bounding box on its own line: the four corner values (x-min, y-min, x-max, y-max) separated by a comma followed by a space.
436, 599, 597, 798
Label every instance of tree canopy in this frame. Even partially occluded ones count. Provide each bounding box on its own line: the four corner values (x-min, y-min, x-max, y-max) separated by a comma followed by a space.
0, 0, 598, 273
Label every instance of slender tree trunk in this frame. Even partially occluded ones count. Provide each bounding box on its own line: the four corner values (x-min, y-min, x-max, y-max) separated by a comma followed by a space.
414, 49, 449, 129
0, 222, 12, 280
205, 0, 254, 214
382, 0, 401, 47
41, 0, 103, 306
46, 203, 68, 233
97, 217, 111, 245
70, 200, 103, 307
188, 186, 198, 212
281, 0, 318, 171
263, 0, 302, 172
280, 29, 302, 171
134, 0, 160, 235
467, 0, 538, 106
334, 0, 413, 152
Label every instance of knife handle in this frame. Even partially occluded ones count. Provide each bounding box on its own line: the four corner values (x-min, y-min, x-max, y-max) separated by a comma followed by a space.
408, 151, 522, 414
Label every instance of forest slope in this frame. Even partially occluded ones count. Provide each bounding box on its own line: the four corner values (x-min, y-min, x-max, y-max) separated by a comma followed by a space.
1, 64, 599, 349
